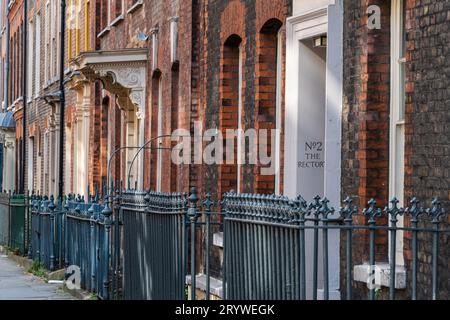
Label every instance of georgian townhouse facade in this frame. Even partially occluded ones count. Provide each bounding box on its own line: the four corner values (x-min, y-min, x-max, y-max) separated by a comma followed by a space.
64, 0, 196, 199
287, 0, 449, 299
8, 0, 25, 193
0, 0, 448, 300
199, 0, 291, 199
340, 0, 449, 300
63, 0, 293, 200
0, 0, 15, 192
26, 0, 63, 197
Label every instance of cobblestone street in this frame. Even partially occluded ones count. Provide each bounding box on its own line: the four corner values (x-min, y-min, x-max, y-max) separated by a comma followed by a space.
0, 254, 74, 300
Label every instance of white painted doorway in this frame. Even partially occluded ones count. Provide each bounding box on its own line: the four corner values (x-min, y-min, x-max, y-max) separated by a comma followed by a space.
296, 37, 327, 201
285, 1, 343, 299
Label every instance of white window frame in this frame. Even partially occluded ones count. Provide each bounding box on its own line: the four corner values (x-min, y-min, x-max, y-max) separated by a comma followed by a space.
169, 17, 179, 64
43, 130, 50, 195
274, 29, 283, 195
156, 77, 163, 192
389, 0, 406, 267
110, 0, 125, 26
151, 28, 159, 71
65, 124, 72, 195
34, 12, 41, 97
236, 44, 243, 193
27, 137, 34, 192
27, 19, 33, 100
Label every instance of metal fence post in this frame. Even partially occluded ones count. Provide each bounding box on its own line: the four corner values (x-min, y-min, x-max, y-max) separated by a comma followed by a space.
319, 198, 334, 300
291, 196, 308, 300
113, 185, 122, 300
340, 197, 357, 300
363, 199, 382, 300
309, 196, 321, 300
7, 190, 11, 248
49, 196, 56, 271
36, 196, 41, 262
27, 193, 35, 259
102, 196, 113, 300
427, 198, 445, 300
405, 198, 424, 300
385, 198, 404, 300
202, 193, 214, 300
88, 201, 96, 293
63, 196, 70, 268
221, 194, 228, 300
187, 187, 200, 300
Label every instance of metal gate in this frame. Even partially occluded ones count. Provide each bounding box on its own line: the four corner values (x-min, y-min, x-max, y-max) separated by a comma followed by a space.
8, 194, 29, 255
120, 190, 186, 300
0, 192, 9, 246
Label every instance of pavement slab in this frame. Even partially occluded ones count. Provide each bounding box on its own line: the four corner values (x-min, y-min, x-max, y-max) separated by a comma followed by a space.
0, 254, 76, 300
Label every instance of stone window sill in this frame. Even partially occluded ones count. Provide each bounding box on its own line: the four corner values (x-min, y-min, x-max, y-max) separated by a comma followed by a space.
97, 26, 111, 39
353, 263, 406, 289
127, 0, 143, 14
110, 14, 124, 27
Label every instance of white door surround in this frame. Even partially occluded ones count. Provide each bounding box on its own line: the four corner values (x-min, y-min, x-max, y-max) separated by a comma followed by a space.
70, 48, 148, 191
285, 1, 344, 300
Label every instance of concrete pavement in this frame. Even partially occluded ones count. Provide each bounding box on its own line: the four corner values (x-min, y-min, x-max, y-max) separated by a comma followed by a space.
0, 254, 75, 300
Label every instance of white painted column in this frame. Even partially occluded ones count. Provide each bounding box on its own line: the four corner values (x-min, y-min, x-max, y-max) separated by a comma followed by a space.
156, 79, 163, 192
2, 133, 15, 191
73, 117, 79, 196
285, 1, 343, 300
81, 86, 91, 199
323, 0, 344, 300
27, 137, 34, 192
65, 125, 72, 196
51, 106, 61, 198
137, 112, 144, 190
73, 85, 90, 199
126, 109, 137, 189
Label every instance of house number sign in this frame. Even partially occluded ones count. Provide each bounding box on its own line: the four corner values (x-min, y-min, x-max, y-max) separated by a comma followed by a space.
298, 141, 325, 168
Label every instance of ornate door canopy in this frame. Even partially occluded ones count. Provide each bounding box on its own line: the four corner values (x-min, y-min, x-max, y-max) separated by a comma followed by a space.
70, 48, 148, 116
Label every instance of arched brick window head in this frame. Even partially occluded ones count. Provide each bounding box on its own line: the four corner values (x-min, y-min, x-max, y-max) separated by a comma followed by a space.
255, 19, 283, 195
219, 34, 243, 196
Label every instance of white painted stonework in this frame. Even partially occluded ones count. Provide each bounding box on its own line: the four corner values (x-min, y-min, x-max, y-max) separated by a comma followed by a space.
0, 131, 15, 191
69, 48, 148, 191
186, 274, 223, 299
354, 263, 407, 289
293, 0, 337, 16
285, 0, 344, 300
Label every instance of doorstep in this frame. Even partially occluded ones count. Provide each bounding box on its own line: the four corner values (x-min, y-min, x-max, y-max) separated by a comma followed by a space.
186, 274, 223, 299
353, 263, 407, 289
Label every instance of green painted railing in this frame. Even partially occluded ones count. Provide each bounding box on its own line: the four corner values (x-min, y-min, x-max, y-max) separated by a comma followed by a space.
0, 192, 30, 255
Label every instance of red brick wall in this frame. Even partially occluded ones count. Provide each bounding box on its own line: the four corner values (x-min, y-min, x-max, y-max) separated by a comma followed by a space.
402, 0, 450, 299
341, 0, 391, 299
91, 0, 194, 193
202, 0, 290, 199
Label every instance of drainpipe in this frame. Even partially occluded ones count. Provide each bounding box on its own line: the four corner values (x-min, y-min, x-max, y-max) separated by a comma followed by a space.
20, 0, 27, 194
58, 0, 66, 202
4, 5, 10, 112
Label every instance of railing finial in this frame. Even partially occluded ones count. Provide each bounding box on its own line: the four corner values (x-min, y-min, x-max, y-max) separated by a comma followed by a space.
427, 198, 446, 224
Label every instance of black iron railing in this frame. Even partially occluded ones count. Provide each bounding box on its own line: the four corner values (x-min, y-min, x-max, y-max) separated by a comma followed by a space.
2, 188, 448, 300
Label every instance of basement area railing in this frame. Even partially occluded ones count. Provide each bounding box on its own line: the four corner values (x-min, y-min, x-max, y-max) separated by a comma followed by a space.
1, 188, 448, 300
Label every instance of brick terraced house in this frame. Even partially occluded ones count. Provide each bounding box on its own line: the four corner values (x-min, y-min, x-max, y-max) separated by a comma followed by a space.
0, 0, 448, 300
